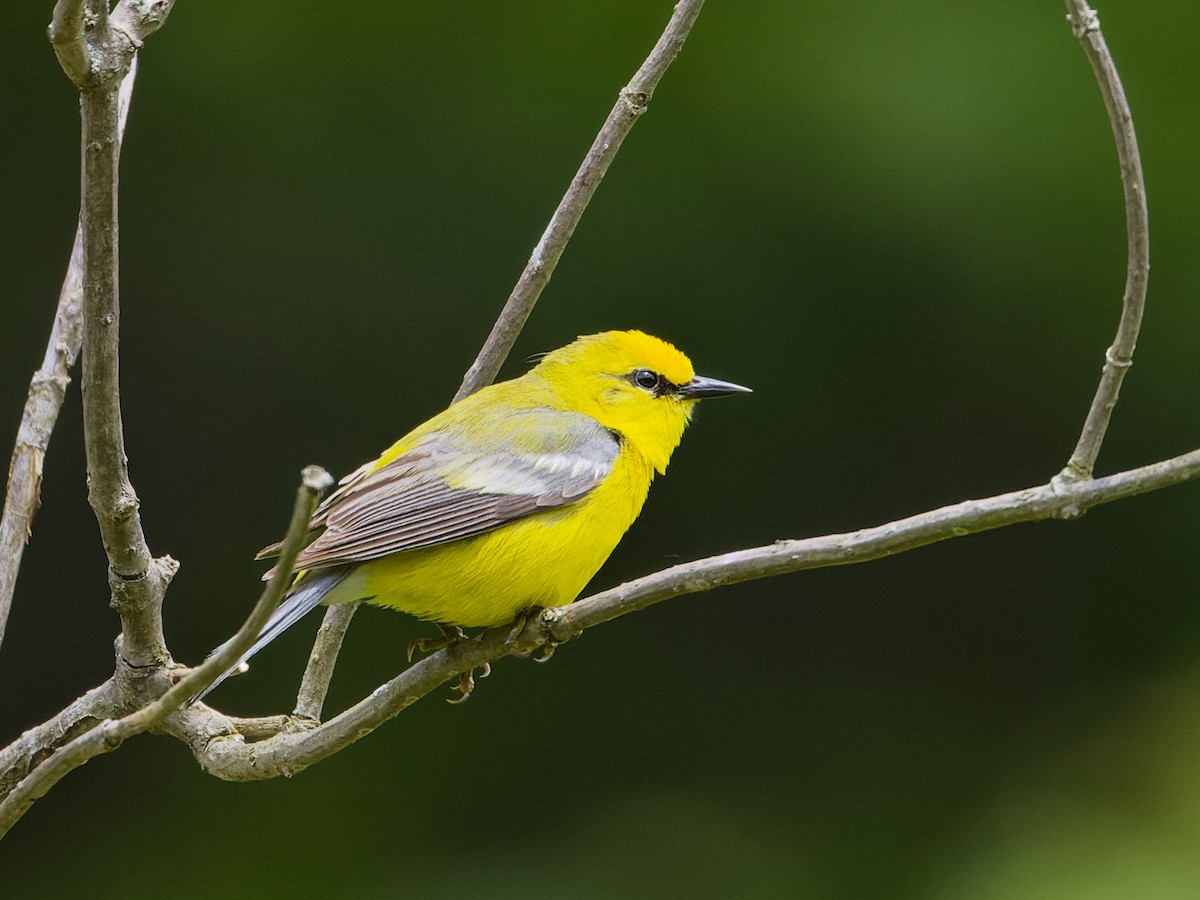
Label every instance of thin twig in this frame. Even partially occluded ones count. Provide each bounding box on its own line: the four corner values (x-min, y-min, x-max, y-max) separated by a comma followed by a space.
294, 600, 361, 721
163, 449, 1200, 782
553, 450, 1200, 637
453, 0, 706, 401
0, 234, 81, 654
1058, 0, 1149, 481
0, 62, 137, 655
285, 0, 707, 718
0, 466, 331, 838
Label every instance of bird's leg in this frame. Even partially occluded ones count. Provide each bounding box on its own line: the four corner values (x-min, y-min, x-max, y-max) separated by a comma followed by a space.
406, 623, 467, 663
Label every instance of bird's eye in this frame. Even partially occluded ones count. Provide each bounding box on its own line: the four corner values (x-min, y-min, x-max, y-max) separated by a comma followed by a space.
632, 369, 660, 391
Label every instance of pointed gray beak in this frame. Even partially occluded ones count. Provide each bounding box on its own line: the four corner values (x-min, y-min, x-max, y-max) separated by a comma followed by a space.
675, 374, 752, 399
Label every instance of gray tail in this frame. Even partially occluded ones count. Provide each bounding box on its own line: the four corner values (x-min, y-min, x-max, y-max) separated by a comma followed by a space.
191, 568, 349, 704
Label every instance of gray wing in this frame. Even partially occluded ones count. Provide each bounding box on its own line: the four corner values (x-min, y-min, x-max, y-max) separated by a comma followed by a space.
270, 408, 619, 573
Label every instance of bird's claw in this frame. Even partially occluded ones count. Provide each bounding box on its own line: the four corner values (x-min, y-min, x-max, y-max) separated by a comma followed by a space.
533, 640, 558, 664
406, 625, 467, 663
447, 663, 489, 704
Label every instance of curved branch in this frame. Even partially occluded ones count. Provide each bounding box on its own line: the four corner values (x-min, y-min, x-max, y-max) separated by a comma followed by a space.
47, 0, 89, 86
0, 467, 331, 839
166, 449, 1200, 782
1059, 0, 1149, 480
453, 0, 706, 401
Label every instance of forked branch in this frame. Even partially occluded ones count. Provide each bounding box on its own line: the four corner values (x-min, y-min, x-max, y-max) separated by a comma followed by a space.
0, 466, 331, 839
0, 0, 1189, 839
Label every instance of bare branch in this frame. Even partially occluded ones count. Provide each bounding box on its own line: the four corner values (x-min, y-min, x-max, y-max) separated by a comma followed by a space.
0, 467, 331, 838
1058, 0, 1149, 481
0, 681, 116, 801
162, 450, 1200, 782
1, 63, 137, 655
110, 0, 177, 44
552, 450, 1200, 637
79, 75, 152, 577
0, 235, 81, 653
453, 0, 706, 401
52, 2, 177, 666
47, 0, 89, 86
294, 600, 361, 721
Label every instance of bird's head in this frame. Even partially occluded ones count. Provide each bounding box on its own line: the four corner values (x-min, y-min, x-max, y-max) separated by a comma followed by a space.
533, 330, 750, 473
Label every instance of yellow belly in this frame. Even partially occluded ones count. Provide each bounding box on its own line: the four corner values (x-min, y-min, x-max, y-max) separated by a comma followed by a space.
330, 448, 653, 627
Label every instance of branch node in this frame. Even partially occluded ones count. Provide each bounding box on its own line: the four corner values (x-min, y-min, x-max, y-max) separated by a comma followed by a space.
1067, 8, 1101, 39
619, 87, 650, 113
1104, 346, 1133, 368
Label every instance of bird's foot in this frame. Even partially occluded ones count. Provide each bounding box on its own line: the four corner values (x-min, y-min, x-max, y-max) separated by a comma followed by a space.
447, 662, 490, 704
406, 624, 467, 663
506, 607, 561, 663
405, 625, 491, 703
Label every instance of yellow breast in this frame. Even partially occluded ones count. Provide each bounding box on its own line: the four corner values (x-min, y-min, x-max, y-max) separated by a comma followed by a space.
341, 445, 654, 627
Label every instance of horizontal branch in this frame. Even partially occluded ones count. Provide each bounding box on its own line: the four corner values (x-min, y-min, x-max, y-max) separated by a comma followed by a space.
163, 447, 1200, 782
453, 0, 705, 401
551, 450, 1200, 636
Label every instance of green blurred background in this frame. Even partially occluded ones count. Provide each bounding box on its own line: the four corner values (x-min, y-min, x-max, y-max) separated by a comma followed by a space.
3, 1, 1200, 896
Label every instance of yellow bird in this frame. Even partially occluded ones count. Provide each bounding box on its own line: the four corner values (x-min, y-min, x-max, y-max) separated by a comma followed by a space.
198, 330, 748, 700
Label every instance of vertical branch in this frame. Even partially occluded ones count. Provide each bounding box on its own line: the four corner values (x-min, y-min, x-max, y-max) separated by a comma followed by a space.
454, 0, 706, 401
1058, 0, 1149, 481
294, 601, 361, 721
0, 58, 140, 655
47, 0, 178, 666
79, 61, 172, 666
79, 72, 153, 578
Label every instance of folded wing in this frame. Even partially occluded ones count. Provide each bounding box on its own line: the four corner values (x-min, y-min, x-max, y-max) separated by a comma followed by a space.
260, 407, 620, 574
